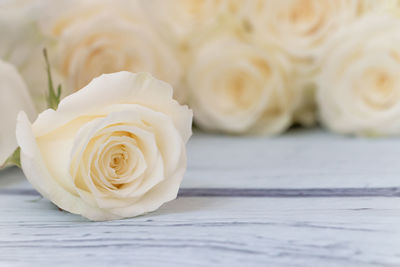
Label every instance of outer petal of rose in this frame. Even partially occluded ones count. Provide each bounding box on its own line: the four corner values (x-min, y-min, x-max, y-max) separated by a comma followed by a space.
16, 111, 119, 221
0, 60, 36, 166
32, 72, 192, 143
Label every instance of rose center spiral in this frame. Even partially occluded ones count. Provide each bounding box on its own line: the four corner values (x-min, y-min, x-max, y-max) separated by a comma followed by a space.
109, 148, 129, 175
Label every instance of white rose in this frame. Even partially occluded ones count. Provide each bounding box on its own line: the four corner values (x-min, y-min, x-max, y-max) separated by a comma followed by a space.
42, 0, 182, 99
0, 60, 36, 166
240, 0, 360, 58
0, 0, 48, 110
141, 0, 238, 45
140, 0, 241, 104
316, 15, 400, 136
238, 0, 365, 129
16, 72, 193, 221
186, 35, 296, 135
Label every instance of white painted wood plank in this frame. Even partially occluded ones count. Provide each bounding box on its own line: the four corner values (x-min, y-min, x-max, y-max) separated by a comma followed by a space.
2, 129, 400, 191
0, 168, 27, 190
1, 130, 400, 266
184, 129, 400, 188
0, 194, 400, 266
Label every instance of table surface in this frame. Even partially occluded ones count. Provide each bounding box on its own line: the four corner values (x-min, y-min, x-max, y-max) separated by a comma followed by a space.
1, 129, 400, 267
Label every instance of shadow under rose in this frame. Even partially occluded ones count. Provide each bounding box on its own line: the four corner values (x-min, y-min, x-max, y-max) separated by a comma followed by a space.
27, 189, 221, 223
0, 167, 26, 188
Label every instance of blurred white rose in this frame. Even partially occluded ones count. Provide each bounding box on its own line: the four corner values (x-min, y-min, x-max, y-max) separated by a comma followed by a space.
141, 0, 239, 46
241, 0, 361, 59
0, 60, 36, 166
186, 35, 297, 134
0, 0, 48, 111
317, 15, 400, 136
17, 72, 192, 221
140, 0, 242, 104
237, 0, 368, 129
41, 0, 183, 100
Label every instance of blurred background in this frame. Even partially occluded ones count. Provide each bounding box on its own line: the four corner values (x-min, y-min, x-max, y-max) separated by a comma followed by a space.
1, 0, 400, 137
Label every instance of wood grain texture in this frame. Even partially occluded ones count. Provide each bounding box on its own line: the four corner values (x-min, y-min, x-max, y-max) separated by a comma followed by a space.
1, 194, 400, 267
1, 130, 400, 266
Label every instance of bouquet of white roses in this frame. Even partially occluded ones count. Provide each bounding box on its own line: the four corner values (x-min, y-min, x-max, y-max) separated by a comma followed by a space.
1, 0, 400, 220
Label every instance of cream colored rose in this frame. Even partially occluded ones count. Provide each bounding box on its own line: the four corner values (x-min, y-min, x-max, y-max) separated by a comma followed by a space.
317, 15, 400, 136
0, 60, 36, 166
240, 0, 360, 58
42, 0, 182, 98
186, 36, 296, 134
141, 0, 238, 45
16, 72, 193, 221
140, 0, 241, 104
237, 0, 364, 129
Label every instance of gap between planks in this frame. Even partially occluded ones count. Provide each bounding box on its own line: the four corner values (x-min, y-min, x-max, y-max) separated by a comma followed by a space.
1, 187, 400, 198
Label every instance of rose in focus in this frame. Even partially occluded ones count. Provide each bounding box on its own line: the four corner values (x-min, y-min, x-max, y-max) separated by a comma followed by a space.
16, 72, 192, 220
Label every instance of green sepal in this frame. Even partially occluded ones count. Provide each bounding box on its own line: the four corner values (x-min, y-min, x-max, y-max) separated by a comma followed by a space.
43, 48, 62, 110
3, 147, 21, 168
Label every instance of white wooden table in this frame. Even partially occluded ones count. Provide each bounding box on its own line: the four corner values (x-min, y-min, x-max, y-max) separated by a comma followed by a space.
1, 129, 400, 266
